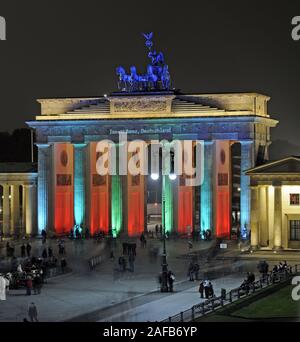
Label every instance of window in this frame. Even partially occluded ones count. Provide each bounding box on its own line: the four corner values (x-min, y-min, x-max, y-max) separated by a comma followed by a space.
290, 220, 300, 241
290, 193, 300, 205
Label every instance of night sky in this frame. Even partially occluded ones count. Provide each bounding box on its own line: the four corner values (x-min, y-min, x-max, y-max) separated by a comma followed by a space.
1, 0, 300, 157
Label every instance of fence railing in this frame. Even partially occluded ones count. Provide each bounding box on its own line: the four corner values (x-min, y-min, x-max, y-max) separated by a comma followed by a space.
161, 263, 300, 322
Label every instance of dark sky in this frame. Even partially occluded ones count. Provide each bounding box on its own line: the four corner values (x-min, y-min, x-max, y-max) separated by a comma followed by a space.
1, 0, 300, 150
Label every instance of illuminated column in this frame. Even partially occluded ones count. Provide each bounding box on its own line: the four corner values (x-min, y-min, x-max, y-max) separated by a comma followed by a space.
201, 141, 213, 232
74, 144, 86, 227
215, 140, 231, 238
25, 184, 34, 235
273, 185, 282, 249
37, 144, 50, 234
10, 185, 20, 235
240, 141, 254, 236
22, 185, 26, 232
259, 186, 268, 246
162, 175, 173, 234
250, 186, 259, 249
111, 143, 122, 237
3, 184, 10, 236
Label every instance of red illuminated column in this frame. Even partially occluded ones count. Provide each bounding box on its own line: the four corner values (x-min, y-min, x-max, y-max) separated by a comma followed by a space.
214, 140, 232, 239
176, 141, 194, 235
127, 149, 145, 237
177, 176, 194, 235
53, 143, 74, 235
89, 142, 110, 236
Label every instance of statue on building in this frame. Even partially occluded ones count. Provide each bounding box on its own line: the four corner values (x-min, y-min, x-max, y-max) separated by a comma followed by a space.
116, 32, 172, 92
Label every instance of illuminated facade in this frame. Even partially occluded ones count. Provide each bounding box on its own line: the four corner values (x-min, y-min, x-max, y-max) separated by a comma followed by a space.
0, 163, 37, 236
26, 91, 277, 238
247, 156, 300, 250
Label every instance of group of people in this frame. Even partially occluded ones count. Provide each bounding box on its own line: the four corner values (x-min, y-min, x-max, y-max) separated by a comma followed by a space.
272, 261, 290, 274
198, 280, 214, 299
158, 270, 175, 292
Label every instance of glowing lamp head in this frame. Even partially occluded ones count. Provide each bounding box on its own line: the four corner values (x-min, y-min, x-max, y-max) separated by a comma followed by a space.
151, 173, 159, 181
169, 173, 177, 181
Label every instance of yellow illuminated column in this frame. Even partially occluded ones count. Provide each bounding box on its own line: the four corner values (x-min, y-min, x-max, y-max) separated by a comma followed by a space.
25, 184, 34, 235
259, 186, 268, 246
273, 185, 282, 249
250, 186, 259, 249
3, 184, 10, 236
11, 185, 20, 235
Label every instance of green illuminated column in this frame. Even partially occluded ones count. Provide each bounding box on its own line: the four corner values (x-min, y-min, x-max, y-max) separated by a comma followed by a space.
162, 175, 173, 233
111, 144, 122, 237
74, 144, 86, 228
111, 174, 122, 237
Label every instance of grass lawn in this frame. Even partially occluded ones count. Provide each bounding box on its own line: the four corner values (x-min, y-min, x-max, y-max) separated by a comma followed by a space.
196, 285, 300, 322
232, 285, 299, 320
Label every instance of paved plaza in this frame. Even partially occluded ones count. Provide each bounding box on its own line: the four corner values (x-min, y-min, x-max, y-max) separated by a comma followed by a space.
0, 237, 298, 322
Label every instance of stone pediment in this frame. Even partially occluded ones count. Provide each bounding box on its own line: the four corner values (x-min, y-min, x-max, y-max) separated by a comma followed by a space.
246, 156, 300, 174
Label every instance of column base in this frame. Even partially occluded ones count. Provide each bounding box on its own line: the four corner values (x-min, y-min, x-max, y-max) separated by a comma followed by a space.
273, 246, 283, 251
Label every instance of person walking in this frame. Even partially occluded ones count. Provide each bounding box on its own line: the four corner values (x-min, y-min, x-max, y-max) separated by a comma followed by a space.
194, 263, 200, 280
21, 244, 26, 258
167, 271, 175, 292
199, 281, 204, 298
28, 302, 38, 322
61, 258, 67, 273
26, 276, 33, 296
208, 282, 214, 298
26, 243, 32, 258
188, 262, 194, 281
33, 275, 42, 295
204, 280, 210, 299
42, 248, 48, 259
48, 246, 53, 258
128, 253, 135, 272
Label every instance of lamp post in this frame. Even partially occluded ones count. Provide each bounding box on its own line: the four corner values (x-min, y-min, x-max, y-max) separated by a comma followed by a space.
160, 174, 169, 292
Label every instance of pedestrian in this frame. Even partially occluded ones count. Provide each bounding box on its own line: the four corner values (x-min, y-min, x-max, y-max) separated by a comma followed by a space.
28, 302, 38, 322
194, 263, 200, 280
167, 271, 175, 292
33, 275, 42, 295
42, 248, 48, 259
208, 282, 214, 298
6, 242, 10, 257
61, 258, 67, 273
188, 262, 194, 281
48, 246, 53, 258
26, 243, 32, 258
26, 276, 33, 296
199, 281, 204, 298
110, 250, 115, 260
155, 224, 159, 238
204, 280, 210, 299
128, 253, 135, 272
21, 244, 26, 258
